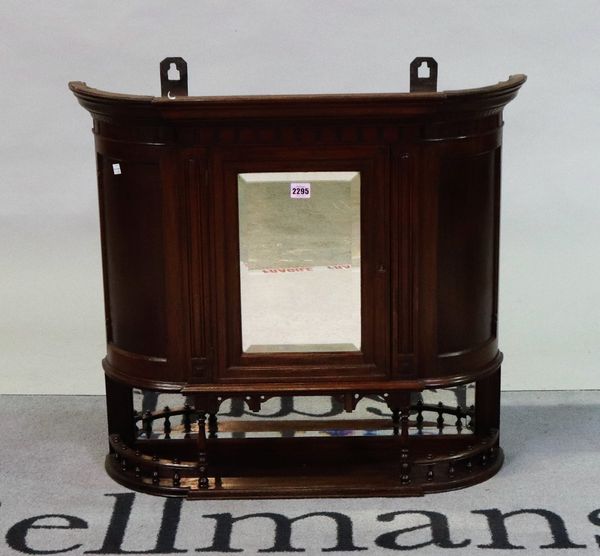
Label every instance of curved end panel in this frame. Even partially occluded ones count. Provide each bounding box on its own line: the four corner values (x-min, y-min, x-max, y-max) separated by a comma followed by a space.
99, 154, 167, 356
432, 141, 504, 381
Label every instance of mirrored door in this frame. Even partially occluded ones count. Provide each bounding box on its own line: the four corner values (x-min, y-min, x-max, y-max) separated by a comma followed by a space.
212, 147, 389, 381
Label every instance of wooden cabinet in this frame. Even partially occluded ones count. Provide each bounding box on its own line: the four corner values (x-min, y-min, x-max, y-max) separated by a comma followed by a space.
71, 58, 525, 498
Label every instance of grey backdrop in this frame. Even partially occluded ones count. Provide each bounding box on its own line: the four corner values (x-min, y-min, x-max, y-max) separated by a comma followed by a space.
1, 0, 599, 394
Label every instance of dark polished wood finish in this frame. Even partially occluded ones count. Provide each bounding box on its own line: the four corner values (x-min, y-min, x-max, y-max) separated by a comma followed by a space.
71, 58, 525, 498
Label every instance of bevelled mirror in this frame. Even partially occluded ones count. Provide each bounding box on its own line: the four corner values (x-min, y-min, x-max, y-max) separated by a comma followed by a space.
238, 171, 361, 353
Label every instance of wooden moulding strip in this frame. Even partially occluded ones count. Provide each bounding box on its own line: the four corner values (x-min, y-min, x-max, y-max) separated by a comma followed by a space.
182, 353, 502, 395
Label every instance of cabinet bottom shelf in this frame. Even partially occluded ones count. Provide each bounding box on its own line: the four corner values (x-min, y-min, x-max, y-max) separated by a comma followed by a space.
106, 432, 502, 499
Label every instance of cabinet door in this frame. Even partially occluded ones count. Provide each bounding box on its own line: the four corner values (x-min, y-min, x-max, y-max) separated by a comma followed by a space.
211, 146, 390, 382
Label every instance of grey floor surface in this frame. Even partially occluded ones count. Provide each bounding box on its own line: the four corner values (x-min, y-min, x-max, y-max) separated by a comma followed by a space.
0, 391, 599, 554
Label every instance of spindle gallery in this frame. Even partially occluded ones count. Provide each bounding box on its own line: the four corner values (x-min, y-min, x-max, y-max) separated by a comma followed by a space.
70, 57, 525, 498
3, 495, 600, 553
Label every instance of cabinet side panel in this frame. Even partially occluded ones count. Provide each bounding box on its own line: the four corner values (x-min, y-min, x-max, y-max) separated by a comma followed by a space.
437, 150, 497, 354
101, 156, 167, 357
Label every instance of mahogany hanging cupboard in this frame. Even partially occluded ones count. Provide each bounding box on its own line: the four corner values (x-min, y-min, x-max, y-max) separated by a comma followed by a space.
70, 57, 525, 498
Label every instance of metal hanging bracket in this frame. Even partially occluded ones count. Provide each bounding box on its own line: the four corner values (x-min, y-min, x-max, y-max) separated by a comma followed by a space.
160, 57, 188, 99
410, 57, 438, 92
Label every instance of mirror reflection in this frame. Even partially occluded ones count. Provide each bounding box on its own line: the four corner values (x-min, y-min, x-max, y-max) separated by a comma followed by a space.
135, 384, 476, 439
238, 171, 361, 353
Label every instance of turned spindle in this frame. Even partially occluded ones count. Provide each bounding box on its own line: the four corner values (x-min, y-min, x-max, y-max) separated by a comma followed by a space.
163, 406, 171, 439
448, 461, 455, 478
392, 409, 400, 435
415, 401, 424, 431
197, 413, 209, 489
183, 404, 192, 437
144, 410, 153, 439
400, 448, 410, 485
208, 413, 218, 438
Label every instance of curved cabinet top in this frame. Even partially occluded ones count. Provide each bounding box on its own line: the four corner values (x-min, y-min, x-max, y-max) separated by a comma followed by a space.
69, 74, 526, 122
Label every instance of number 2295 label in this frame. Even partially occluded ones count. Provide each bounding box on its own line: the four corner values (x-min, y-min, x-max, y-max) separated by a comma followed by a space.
290, 182, 311, 199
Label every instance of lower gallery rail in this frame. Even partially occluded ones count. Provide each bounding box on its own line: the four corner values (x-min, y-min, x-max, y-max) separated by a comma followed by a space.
104, 387, 502, 499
